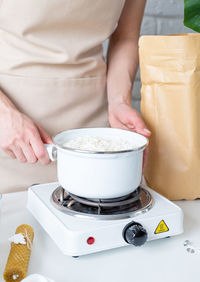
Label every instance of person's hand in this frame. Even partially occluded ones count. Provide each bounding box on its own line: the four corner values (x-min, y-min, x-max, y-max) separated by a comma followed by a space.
0, 107, 52, 164
108, 102, 151, 170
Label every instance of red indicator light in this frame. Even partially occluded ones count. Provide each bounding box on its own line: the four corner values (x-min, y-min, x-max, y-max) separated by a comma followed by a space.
87, 237, 95, 245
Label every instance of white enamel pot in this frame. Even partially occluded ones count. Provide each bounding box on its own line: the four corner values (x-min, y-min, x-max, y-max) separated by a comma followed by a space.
45, 128, 148, 199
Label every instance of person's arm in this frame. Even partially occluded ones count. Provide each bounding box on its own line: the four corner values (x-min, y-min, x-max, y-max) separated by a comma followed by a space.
107, 0, 151, 138
0, 89, 52, 164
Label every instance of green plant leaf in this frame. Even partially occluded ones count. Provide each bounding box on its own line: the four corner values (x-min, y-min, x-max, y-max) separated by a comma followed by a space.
184, 0, 200, 32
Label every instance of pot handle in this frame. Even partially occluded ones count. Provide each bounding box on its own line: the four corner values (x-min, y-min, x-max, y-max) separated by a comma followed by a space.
44, 144, 57, 161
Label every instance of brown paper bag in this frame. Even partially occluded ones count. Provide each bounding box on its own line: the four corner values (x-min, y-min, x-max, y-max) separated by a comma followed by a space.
139, 34, 200, 200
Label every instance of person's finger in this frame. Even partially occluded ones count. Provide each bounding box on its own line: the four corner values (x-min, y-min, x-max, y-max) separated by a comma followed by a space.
128, 114, 151, 137
35, 123, 53, 144
110, 119, 130, 131
30, 133, 50, 165
111, 118, 150, 139
4, 149, 16, 159
126, 123, 136, 130
11, 145, 27, 163
21, 143, 38, 164
121, 107, 151, 137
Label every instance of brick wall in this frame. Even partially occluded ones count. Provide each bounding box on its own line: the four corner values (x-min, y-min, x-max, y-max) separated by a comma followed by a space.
132, 0, 192, 112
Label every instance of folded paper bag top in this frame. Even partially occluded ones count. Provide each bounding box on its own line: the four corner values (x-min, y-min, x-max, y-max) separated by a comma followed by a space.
139, 33, 200, 200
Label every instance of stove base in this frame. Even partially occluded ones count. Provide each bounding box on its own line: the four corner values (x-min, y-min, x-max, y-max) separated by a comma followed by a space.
27, 182, 183, 256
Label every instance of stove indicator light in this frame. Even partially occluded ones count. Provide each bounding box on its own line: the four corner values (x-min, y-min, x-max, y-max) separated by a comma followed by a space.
87, 237, 95, 245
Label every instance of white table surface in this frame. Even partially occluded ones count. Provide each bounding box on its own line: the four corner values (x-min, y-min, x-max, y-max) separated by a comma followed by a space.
0, 191, 200, 282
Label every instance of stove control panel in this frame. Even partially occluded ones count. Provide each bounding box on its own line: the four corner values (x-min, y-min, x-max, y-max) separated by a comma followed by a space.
123, 221, 147, 246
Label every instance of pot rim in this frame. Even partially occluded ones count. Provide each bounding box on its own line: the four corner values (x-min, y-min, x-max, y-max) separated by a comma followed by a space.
53, 128, 149, 155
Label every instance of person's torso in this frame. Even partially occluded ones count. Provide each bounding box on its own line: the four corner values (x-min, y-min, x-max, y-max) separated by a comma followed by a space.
0, 0, 125, 78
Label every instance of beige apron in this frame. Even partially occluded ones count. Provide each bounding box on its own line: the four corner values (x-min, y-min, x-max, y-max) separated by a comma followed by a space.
0, 0, 125, 193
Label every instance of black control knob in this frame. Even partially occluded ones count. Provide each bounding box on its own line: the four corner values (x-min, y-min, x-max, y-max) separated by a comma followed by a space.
123, 221, 147, 246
